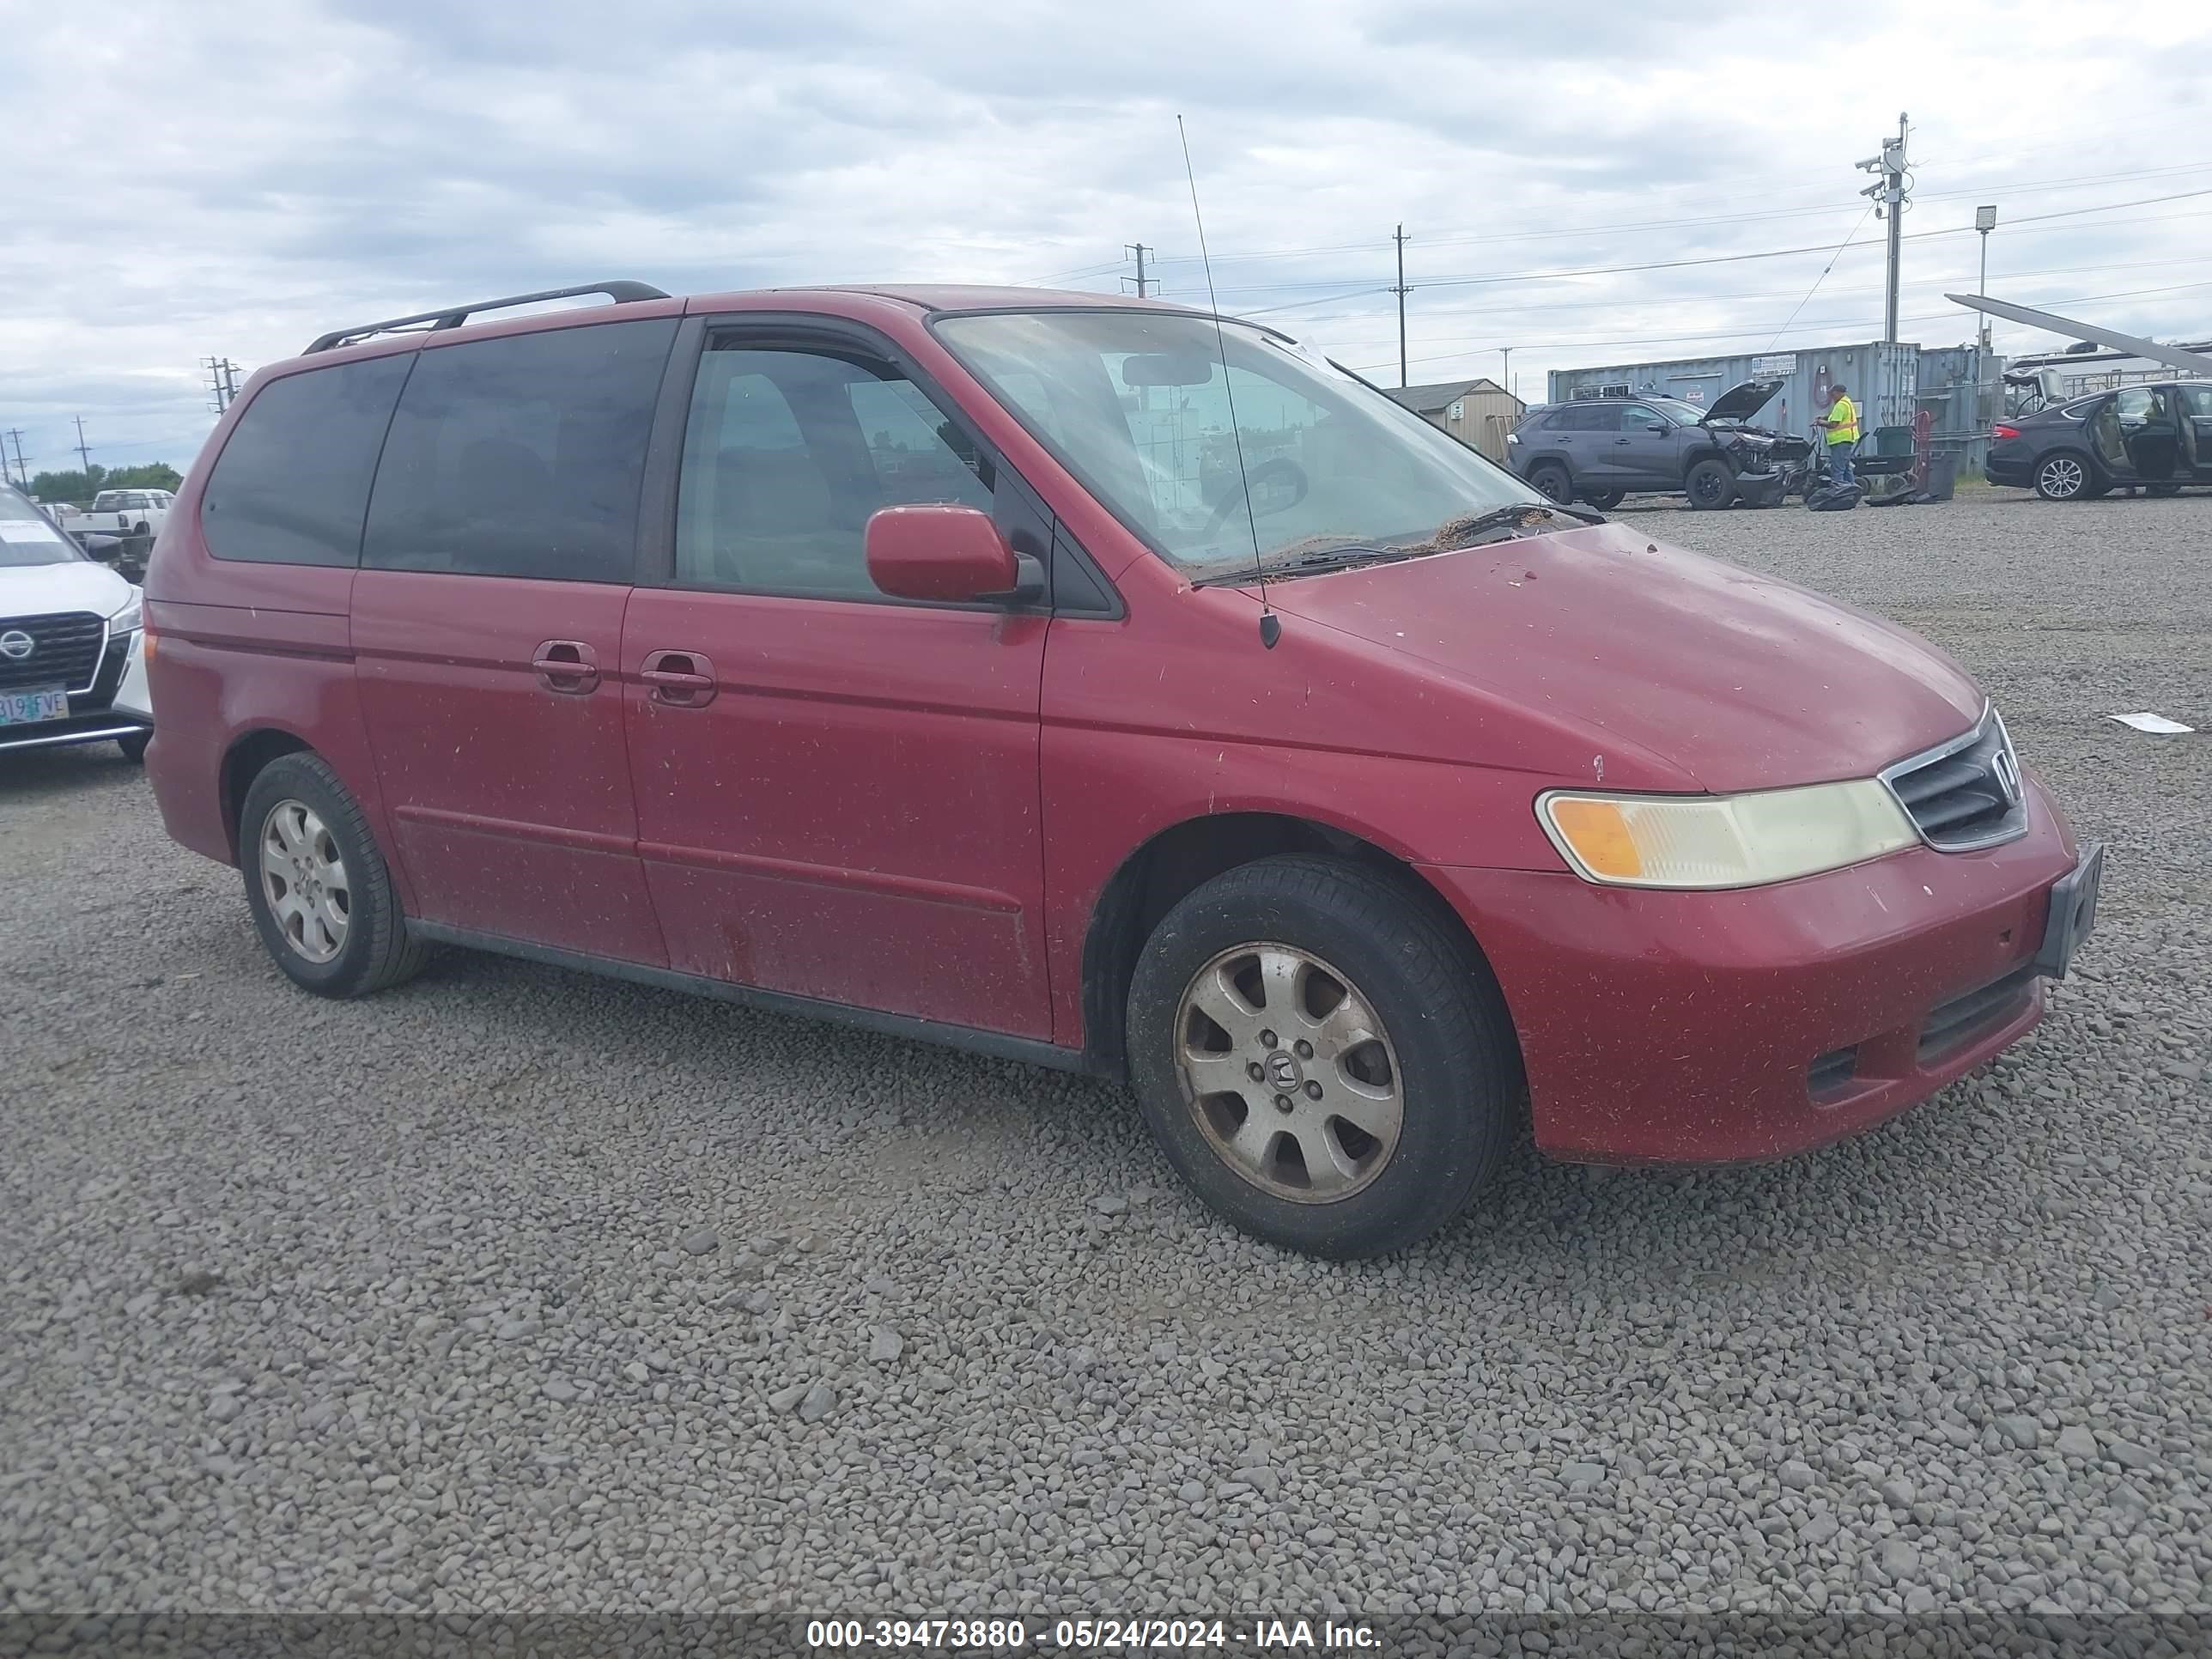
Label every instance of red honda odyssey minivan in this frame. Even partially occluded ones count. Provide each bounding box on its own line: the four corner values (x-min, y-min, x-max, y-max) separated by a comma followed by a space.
143, 279, 2101, 1257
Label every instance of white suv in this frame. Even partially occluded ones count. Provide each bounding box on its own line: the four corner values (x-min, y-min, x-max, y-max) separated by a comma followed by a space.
0, 484, 151, 760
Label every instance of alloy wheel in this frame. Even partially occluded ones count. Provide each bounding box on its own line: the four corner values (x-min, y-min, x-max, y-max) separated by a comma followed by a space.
2040, 456, 2085, 499
1173, 942, 1403, 1203
259, 798, 350, 963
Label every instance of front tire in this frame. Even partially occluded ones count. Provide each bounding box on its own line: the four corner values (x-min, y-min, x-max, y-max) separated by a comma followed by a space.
1686, 458, 1735, 510
2034, 452, 2093, 501
115, 730, 149, 764
1126, 856, 1519, 1259
239, 751, 428, 999
1579, 489, 1626, 510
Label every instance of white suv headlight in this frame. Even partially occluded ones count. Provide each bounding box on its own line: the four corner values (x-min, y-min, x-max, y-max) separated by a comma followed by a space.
1538, 779, 1917, 890
108, 589, 143, 633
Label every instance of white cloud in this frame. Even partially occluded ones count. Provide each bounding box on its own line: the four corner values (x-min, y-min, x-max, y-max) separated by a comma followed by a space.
4, 0, 2208, 477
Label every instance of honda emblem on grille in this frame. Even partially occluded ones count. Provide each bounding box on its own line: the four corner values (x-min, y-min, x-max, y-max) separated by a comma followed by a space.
0, 630, 33, 661
1990, 744, 2021, 807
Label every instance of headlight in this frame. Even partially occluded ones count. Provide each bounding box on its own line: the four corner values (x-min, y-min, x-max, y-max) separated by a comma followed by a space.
1538, 779, 1917, 890
107, 589, 143, 633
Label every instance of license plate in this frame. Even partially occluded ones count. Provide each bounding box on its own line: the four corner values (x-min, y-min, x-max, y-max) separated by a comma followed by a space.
2033, 841, 2104, 981
0, 687, 70, 726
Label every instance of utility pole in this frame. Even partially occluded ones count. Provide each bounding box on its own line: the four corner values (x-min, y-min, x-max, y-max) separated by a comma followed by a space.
204, 356, 245, 412
73, 416, 93, 476
1125, 244, 1153, 299
1498, 346, 1511, 398
1858, 113, 1911, 343
1392, 224, 1412, 388
2, 429, 23, 487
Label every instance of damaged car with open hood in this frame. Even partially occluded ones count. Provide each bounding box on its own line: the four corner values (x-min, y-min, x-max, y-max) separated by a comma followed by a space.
1507, 378, 1815, 509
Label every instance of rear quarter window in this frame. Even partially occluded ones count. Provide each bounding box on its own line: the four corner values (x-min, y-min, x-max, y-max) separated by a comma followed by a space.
362, 318, 677, 583
202, 355, 413, 566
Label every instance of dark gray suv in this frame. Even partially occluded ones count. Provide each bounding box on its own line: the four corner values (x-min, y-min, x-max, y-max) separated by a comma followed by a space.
1505, 381, 1813, 510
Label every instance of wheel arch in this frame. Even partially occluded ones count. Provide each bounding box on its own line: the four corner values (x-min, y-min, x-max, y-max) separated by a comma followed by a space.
1077, 811, 1506, 1079
218, 726, 317, 862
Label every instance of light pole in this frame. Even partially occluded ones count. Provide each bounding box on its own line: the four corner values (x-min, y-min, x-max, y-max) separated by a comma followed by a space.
1974, 204, 1997, 351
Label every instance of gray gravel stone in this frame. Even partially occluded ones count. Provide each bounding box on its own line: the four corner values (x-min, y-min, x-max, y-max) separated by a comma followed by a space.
796, 1383, 837, 1424
2056, 1426, 2100, 1460
2, 498, 2208, 1619
1881, 1477, 1915, 1510
867, 1328, 902, 1364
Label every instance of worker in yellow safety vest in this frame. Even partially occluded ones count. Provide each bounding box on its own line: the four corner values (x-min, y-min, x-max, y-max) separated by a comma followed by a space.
1816, 383, 1860, 486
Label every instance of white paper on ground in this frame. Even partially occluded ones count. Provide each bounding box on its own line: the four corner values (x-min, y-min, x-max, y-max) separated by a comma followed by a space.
2106, 712, 2195, 734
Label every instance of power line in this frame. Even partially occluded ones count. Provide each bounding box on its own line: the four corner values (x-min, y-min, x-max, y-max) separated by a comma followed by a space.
1345, 276, 2212, 374
1207, 191, 2212, 315
1130, 161, 2212, 273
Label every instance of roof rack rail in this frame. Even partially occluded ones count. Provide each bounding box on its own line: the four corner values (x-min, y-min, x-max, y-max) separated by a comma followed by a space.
303, 280, 672, 355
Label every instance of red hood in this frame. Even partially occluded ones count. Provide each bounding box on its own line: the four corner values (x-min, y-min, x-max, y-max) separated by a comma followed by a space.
1259, 520, 1984, 793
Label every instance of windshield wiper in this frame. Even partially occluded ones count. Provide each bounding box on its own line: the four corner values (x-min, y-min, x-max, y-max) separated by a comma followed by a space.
1449, 501, 1607, 540
1192, 543, 1413, 586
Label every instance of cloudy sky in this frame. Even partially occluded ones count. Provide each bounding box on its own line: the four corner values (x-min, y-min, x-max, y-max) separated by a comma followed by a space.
5, 0, 2209, 481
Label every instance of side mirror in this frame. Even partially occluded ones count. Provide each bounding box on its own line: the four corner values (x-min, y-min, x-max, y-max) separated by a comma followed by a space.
866, 504, 1038, 604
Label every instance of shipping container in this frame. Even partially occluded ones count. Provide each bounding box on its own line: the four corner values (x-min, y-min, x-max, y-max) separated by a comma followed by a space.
1543, 340, 1989, 453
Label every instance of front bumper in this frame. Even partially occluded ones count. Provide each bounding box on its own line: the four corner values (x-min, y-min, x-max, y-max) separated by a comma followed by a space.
1420, 780, 2087, 1164
0, 624, 149, 756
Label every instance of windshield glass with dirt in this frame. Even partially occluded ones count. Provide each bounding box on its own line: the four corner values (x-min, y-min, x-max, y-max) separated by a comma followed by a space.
935, 309, 1538, 578
0, 488, 86, 568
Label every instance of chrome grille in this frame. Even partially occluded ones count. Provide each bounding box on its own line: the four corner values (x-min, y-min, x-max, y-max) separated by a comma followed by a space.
1881, 708, 2028, 851
0, 611, 106, 693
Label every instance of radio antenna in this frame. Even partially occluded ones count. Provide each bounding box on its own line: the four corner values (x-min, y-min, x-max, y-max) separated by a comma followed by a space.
1177, 114, 1279, 649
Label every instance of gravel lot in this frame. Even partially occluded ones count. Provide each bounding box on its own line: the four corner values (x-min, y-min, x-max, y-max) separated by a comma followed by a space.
3, 493, 2208, 1635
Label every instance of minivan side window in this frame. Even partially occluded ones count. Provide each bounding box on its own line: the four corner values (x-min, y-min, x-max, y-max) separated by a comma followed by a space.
362, 319, 678, 583
674, 345, 994, 598
202, 354, 412, 567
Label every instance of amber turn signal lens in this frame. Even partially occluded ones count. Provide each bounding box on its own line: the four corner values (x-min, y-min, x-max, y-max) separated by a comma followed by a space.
1547, 797, 1643, 879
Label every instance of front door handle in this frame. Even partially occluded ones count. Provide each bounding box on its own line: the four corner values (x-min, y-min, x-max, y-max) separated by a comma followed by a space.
1613, 437, 1632, 445
641, 648, 718, 708
532, 639, 600, 694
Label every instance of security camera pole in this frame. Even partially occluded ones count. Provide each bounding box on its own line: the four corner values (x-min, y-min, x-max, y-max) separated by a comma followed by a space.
1857, 114, 1911, 343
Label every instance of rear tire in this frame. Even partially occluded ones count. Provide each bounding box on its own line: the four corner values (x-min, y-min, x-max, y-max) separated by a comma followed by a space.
2034, 452, 2093, 501
1528, 463, 1573, 505
1578, 489, 1625, 510
1125, 855, 1520, 1259
239, 751, 428, 999
115, 730, 149, 764
1686, 458, 1735, 510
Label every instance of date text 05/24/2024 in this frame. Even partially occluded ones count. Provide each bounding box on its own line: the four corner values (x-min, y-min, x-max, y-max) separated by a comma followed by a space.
804, 1617, 1380, 1650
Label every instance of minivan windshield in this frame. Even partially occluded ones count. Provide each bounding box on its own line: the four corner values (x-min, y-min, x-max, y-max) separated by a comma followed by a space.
0, 488, 85, 568
935, 309, 1540, 578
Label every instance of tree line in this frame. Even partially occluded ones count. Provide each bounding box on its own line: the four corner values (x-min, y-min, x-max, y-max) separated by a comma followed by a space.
21, 462, 185, 506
